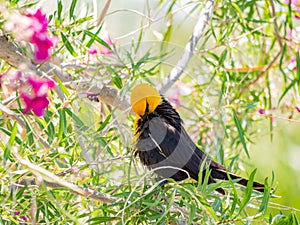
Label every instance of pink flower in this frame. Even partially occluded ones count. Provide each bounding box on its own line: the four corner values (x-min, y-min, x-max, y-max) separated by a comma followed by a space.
258, 108, 265, 114
296, 106, 300, 112
21, 93, 50, 116
88, 44, 98, 55
31, 32, 56, 61
13, 211, 28, 223
99, 37, 115, 55
285, 0, 300, 19
169, 96, 181, 105
20, 76, 55, 117
166, 81, 193, 106
26, 9, 56, 62
21, 216, 28, 221
4, 9, 56, 62
26, 9, 48, 33
0, 70, 22, 89
87, 32, 116, 55
287, 27, 300, 46
289, 55, 297, 70
27, 76, 55, 95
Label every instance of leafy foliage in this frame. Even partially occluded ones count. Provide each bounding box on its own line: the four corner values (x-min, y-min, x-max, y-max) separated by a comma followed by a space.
0, 0, 300, 224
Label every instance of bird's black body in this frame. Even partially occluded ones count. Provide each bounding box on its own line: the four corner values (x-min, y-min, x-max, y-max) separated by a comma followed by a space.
134, 98, 264, 194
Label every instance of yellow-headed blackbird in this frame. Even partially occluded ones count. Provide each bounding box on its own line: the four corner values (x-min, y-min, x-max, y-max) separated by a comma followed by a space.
130, 84, 264, 194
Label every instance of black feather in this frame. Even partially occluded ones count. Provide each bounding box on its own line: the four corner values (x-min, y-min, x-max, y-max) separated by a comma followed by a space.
134, 97, 265, 194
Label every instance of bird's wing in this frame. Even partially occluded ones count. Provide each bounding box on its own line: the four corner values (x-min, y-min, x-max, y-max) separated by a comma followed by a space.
140, 115, 265, 193
142, 115, 212, 180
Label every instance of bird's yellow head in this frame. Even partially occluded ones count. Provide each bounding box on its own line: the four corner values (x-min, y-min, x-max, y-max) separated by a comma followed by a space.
130, 84, 162, 116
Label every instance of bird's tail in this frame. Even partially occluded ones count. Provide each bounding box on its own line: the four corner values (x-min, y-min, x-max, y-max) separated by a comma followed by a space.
211, 167, 265, 193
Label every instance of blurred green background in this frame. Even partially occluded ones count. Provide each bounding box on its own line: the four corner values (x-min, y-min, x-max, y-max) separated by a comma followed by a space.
251, 119, 300, 216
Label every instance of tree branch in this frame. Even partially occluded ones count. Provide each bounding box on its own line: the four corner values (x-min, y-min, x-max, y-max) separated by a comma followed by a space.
97, 0, 112, 26
0, 35, 130, 111
159, 0, 216, 94
13, 150, 119, 204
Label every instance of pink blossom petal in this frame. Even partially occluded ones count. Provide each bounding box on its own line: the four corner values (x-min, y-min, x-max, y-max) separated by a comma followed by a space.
31, 32, 55, 62
21, 93, 33, 114
296, 106, 300, 113
27, 9, 48, 33
296, 15, 300, 20
27, 76, 55, 95
99, 37, 115, 55
170, 97, 181, 105
31, 96, 49, 116
25, 9, 56, 62
21, 92, 50, 117
272, 116, 276, 124
258, 108, 265, 114
99, 46, 112, 55
21, 216, 28, 221
88, 44, 98, 55
14, 211, 20, 216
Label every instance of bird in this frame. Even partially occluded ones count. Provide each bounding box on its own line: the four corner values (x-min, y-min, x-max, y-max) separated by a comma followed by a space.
130, 83, 265, 194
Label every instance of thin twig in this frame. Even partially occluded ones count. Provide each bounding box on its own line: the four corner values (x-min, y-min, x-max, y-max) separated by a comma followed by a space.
13, 150, 119, 203
159, 0, 216, 94
0, 35, 130, 111
231, 1, 283, 102
0, 102, 51, 148
97, 0, 111, 26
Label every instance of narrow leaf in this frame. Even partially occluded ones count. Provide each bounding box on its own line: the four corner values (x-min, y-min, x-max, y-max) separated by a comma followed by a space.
4, 122, 17, 161
232, 109, 250, 158
238, 169, 257, 215
58, 108, 66, 140
278, 79, 296, 104
84, 30, 112, 51
61, 32, 78, 57
69, 0, 77, 20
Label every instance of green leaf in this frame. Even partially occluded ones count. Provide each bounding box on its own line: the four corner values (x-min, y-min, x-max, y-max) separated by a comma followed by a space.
232, 109, 250, 158
64, 108, 88, 132
278, 79, 296, 104
107, 66, 123, 89
155, 189, 176, 224
188, 202, 196, 224
53, 73, 69, 97
218, 48, 228, 66
4, 122, 17, 161
69, 0, 77, 20
0, 127, 22, 145
25, 121, 35, 147
87, 216, 120, 223
85, 26, 102, 47
99, 138, 113, 157
57, 0, 63, 22
60, 32, 78, 57
227, 174, 239, 217
296, 51, 300, 92
97, 114, 112, 132
258, 178, 270, 214
84, 30, 112, 51
58, 108, 67, 140
237, 169, 257, 216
